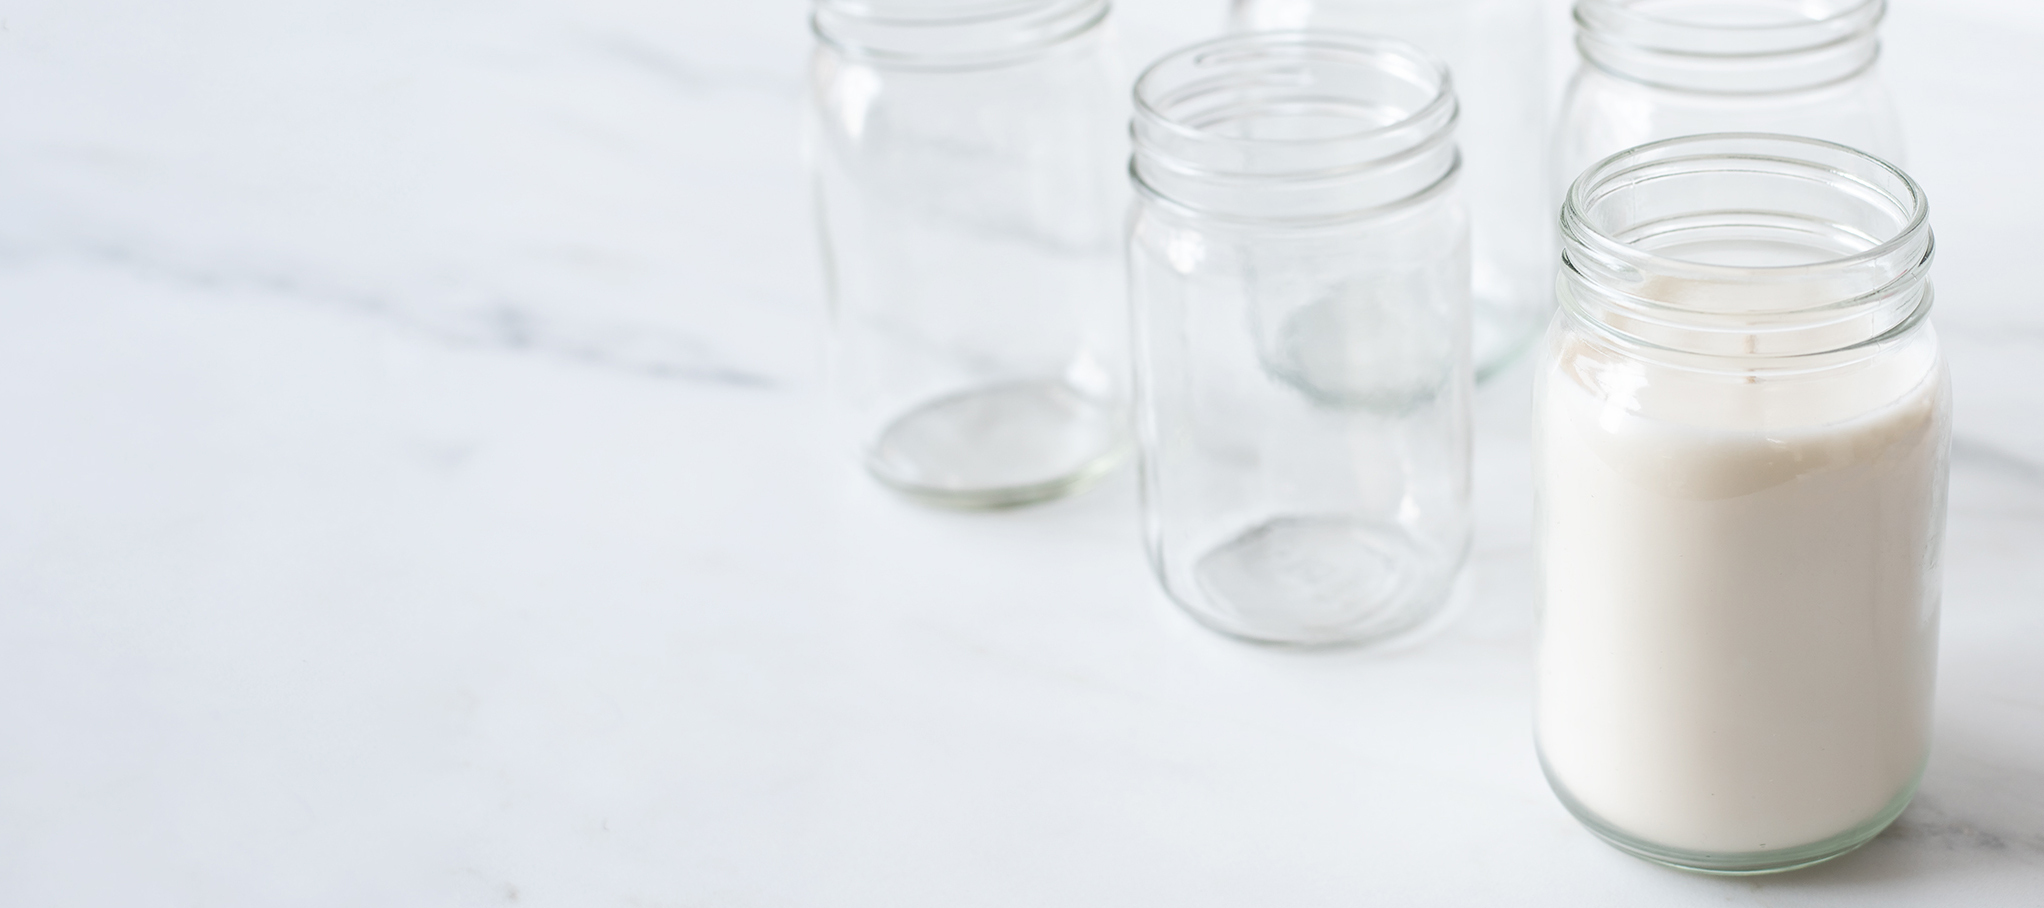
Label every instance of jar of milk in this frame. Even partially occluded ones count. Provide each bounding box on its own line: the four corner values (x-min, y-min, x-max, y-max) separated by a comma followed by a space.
1536, 134, 1948, 874
1129, 33, 1472, 646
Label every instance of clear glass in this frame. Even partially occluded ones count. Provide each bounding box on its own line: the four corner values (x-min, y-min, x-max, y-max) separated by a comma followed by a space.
1130, 33, 1474, 646
1553, 0, 1904, 196
1230, 0, 1552, 381
808, 0, 1128, 508
1536, 134, 1948, 874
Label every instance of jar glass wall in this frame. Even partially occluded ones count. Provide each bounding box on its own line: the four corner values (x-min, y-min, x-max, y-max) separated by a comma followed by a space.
1536, 134, 1947, 874
1130, 33, 1474, 646
808, 0, 1128, 508
1552, 0, 1903, 196
1231, 0, 1552, 380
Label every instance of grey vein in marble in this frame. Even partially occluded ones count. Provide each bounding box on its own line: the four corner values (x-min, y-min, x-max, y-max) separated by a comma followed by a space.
66, 240, 781, 389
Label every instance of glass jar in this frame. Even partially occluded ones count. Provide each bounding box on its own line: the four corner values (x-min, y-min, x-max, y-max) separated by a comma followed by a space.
1553, 0, 1904, 196
1536, 134, 1947, 874
808, 0, 1128, 508
1129, 33, 1473, 646
1231, 0, 1552, 380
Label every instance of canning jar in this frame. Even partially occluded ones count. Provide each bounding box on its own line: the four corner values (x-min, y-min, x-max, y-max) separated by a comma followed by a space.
1130, 32, 1473, 646
1232, 0, 1551, 379
1536, 134, 1947, 873
1552, 0, 1903, 197
808, 0, 1128, 508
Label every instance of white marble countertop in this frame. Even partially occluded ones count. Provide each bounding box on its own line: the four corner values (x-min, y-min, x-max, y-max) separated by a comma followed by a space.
2, 0, 2041, 904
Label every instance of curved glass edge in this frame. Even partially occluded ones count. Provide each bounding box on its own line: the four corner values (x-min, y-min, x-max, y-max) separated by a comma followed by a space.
812, 0, 1109, 71
1131, 30, 1454, 151
870, 444, 1126, 510
1560, 133, 1927, 283
1143, 533, 1472, 650
1538, 748, 1924, 875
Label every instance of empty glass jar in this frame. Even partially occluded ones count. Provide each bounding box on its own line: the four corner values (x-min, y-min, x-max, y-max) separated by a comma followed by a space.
1130, 33, 1473, 646
1232, 0, 1552, 380
1553, 0, 1903, 196
808, 0, 1128, 507
1537, 134, 1946, 873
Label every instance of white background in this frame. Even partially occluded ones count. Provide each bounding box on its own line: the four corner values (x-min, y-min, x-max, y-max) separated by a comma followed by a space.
0, 1, 2038, 904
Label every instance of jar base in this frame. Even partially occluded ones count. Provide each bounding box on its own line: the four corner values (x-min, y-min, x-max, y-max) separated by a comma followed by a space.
1169, 515, 1460, 647
1472, 292, 1548, 383
1540, 754, 1922, 875
865, 379, 1124, 509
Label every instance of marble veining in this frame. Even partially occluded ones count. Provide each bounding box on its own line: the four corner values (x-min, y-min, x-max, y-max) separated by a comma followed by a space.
62, 239, 784, 387
0, 0, 2038, 906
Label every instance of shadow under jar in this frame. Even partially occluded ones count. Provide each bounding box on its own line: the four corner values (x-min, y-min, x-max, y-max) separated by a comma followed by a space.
1536, 134, 1947, 874
1130, 33, 1473, 647
1552, 0, 1903, 198
809, 0, 1128, 508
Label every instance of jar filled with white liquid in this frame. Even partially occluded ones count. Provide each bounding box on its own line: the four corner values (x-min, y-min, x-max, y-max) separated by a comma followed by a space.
1129, 33, 1472, 646
1536, 134, 1948, 874
809, 0, 1127, 508
1552, 0, 1903, 197
1232, 0, 1552, 381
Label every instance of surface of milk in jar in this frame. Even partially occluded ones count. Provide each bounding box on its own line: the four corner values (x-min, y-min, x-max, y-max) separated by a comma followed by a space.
1535, 133, 1948, 874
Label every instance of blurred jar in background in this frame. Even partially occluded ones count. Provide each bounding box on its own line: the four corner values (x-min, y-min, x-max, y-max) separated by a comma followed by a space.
1553, 0, 1903, 197
808, 0, 1128, 508
1231, 0, 1551, 381
1130, 33, 1473, 646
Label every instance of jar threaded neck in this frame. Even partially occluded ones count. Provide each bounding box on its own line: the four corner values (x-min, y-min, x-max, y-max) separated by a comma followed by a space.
1130, 31, 1458, 223
1558, 133, 1930, 360
1574, 0, 1884, 94
812, 0, 1108, 68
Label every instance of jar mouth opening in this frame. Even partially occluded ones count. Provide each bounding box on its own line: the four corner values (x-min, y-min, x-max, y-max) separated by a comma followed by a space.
813, 0, 1107, 68
1562, 133, 1925, 283
1129, 31, 1461, 220
1559, 134, 1932, 358
1132, 31, 1454, 156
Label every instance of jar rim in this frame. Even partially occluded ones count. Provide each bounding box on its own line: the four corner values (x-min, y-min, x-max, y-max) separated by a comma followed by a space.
812, 0, 1107, 68
1129, 150, 1463, 228
1571, 0, 1886, 93
1559, 133, 1933, 360
1576, 0, 1884, 42
1132, 31, 1454, 152
1561, 133, 1926, 281
818, 0, 1074, 25
1129, 31, 1460, 223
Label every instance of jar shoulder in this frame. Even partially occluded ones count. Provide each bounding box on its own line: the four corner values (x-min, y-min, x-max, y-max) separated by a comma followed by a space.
1553, 64, 1906, 184
1537, 321, 1946, 436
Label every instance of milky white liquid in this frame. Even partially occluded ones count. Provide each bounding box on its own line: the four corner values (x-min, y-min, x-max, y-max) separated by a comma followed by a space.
1536, 336, 1948, 856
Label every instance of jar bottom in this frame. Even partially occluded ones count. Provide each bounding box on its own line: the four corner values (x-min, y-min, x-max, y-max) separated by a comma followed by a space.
1472, 291, 1549, 383
1170, 515, 1458, 647
864, 379, 1124, 509
1539, 751, 1923, 875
